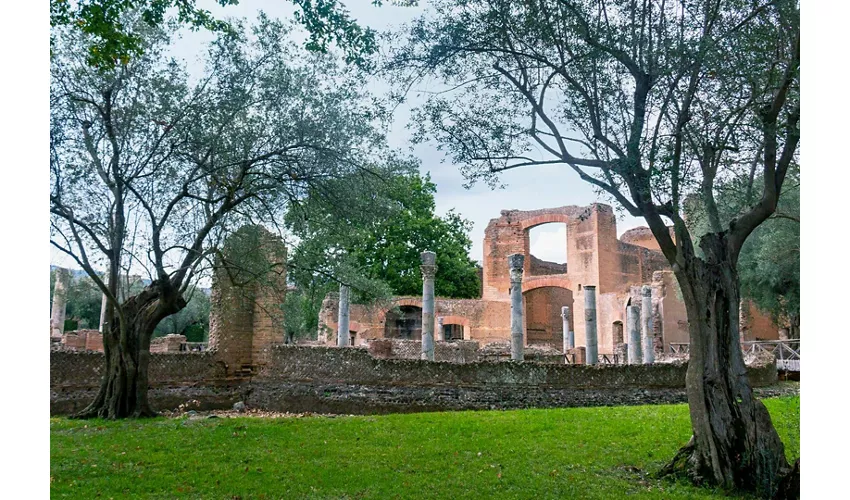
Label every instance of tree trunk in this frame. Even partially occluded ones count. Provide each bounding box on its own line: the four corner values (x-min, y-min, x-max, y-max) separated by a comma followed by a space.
74, 282, 185, 419
662, 232, 795, 499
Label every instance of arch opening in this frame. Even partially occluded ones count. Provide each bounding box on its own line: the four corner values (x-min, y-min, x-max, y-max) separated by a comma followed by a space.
384, 306, 423, 340
522, 286, 574, 348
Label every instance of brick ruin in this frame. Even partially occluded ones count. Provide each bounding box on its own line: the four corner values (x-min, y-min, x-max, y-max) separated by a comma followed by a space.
317, 203, 781, 355
207, 225, 287, 377
50, 215, 788, 415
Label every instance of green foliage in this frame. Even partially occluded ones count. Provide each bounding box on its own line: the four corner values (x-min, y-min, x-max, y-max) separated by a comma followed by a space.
687, 166, 800, 327
287, 168, 480, 321
50, 0, 238, 68
348, 173, 481, 299
51, 268, 103, 330
283, 166, 479, 338
282, 288, 312, 342
50, 0, 400, 69
50, 395, 799, 498
153, 288, 211, 340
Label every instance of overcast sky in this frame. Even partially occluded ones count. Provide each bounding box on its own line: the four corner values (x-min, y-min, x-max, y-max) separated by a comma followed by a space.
51, 0, 648, 269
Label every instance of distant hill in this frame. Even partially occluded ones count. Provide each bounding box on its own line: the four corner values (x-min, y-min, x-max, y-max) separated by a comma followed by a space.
50, 266, 211, 295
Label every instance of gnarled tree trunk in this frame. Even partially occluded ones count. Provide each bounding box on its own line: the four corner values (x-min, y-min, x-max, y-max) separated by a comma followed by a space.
663, 232, 793, 498
74, 281, 185, 419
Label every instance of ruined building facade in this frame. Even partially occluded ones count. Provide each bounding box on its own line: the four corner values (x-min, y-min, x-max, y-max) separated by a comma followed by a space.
317, 204, 780, 354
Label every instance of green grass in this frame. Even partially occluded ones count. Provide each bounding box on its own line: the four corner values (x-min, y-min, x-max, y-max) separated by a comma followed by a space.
51, 396, 799, 499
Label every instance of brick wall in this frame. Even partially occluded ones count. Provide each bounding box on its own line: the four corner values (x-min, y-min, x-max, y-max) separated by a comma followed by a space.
366, 339, 481, 363
208, 225, 287, 376
50, 343, 778, 415
150, 334, 186, 353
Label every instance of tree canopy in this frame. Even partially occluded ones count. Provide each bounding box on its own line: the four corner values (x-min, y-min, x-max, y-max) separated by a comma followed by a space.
283, 169, 481, 339
49, 0, 407, 68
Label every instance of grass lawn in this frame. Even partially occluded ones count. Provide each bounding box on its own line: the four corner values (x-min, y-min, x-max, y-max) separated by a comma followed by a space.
50, 396, 799, 499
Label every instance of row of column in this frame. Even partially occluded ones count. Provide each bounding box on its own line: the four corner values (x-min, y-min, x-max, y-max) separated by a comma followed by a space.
509, 253, 656, 365
335, 251, 657, 365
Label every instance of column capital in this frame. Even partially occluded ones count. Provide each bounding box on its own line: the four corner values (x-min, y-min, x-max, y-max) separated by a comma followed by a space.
420, 265, 437, 280
421, 251, 437, 280
561, 306, 570, 319
641, 285, 652, 297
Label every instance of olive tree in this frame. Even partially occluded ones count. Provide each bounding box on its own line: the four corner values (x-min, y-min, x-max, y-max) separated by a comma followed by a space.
50, 16, 398, 418
389, 0, 799, 496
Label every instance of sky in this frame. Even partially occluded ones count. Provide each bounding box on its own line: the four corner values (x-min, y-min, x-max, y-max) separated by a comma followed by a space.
50, 0, 648, 270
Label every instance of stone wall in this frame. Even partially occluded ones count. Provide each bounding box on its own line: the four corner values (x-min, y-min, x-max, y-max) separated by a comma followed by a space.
244, 345, 777, 414
50, 343, 778, 415
50, 350, 239, 415
366, 339, 481, 363
59, 329, 103, 352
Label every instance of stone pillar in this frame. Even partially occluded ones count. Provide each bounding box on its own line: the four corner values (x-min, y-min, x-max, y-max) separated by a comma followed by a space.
509, 253, 525, 361
51, 268, 70, 338
613, 321, 627, 363
641, 285, 655, 364
584, 285, 598, 365
627, 305, 642, 365
421, 251, 437, 361
561, 306, 571, 354
337, 284, 350, 347
98, 293, 108, 332
436, 316, 444, 342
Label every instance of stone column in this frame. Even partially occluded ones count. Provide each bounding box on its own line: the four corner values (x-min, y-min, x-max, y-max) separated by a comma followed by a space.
337, 284, 350, 347
421, 251, 437, 361
613, 321, 627, 363
584, 285, 598, 365
561, 306, 571, 353
51, 268, 69, 338
627, 305, 642, 365
641, 285, 655, 364
436, 316, 444, 342
509, 253, 525, 361
98, 293, 108, 332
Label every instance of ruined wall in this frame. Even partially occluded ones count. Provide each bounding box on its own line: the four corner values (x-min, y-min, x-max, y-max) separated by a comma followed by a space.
208, 225, 287, 376
59, 329, 103, 352
741, 299, 781, 341
149, 334, 186, 353
245, 345, 777, 414
318, 296, 513, 347
524, 286, 573, 347
366, 339, 481, 363
653, 271, 689, 350
476, 204, 678, 356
